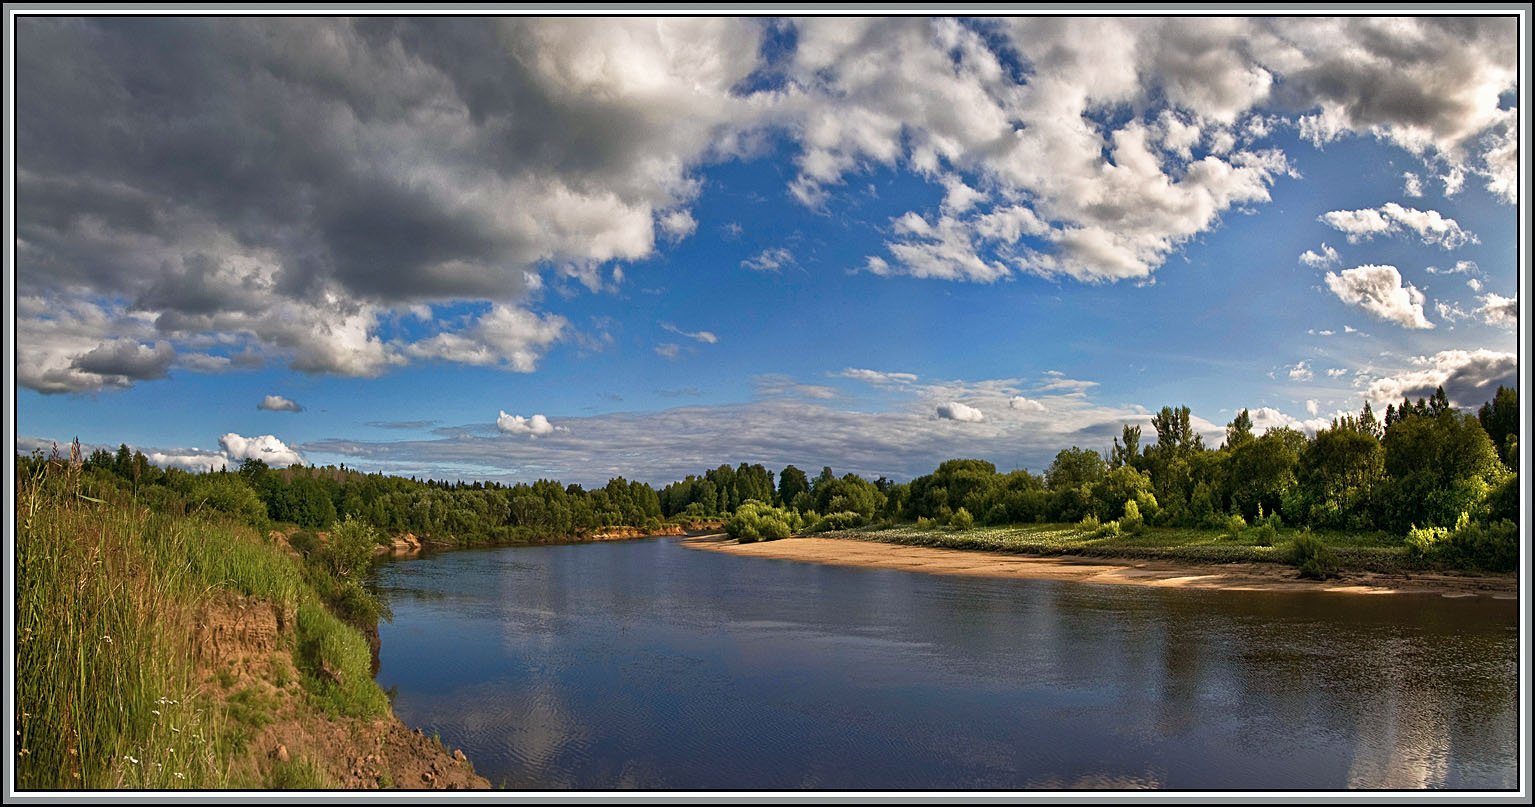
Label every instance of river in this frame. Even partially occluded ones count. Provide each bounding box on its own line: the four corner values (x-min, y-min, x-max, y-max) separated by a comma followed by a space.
373, 536, 1518, 790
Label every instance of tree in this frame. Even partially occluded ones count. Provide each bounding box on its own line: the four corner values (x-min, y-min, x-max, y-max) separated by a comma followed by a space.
1380, 409, 1506, 531
1478, 386, 1518, 467
1110, 425, 1142, 469
1227, 428, 1304, 520
1224, 409, 1255, 451
1300, 425, 1384, 529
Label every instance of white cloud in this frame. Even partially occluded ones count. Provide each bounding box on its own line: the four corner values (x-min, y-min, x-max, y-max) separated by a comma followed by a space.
1426, 259, 1480, 276
258, 394, 303, 412
219, 432, 304, 468
741, 247, 794, 272
496, 411, 561, 437
1299, 243, 1340, 269
660, 322, 718, 344
1402, 172, 1423, 197
1324, 265, 1433, 329
658, 209, 698, 242
1009, 396, 1047, 412
1247, 406, 1333, 436
1467, 278, 1484, 292
1287, 361, 1314, 381
936, 401, 986, 422
405, 305, 566, 372
838, 368, 918, 385
1476, 293, 1517, 327
1037, 372, 1099, 394
1319, 203, 1477, 249
1364, 349, 1517, 409
1326, 367, 1347, 378
1305, 399, 1319, 416
654, 343, 681, 359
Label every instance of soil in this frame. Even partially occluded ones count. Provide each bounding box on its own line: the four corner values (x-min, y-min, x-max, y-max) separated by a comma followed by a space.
193, 593, 489, 790
683, 534, 1518, 599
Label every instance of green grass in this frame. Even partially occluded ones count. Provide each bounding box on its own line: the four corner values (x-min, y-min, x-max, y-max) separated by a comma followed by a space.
265, 755, 333, 789
826, 521, 1423, 574
15, 458, 389, 790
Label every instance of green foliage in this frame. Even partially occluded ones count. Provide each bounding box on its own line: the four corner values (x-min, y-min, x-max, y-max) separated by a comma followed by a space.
949, 507, 975, 530
1406, 514, 1517, 572
294, 599, 389, 718
1119, 499, 1144, 534
315, 516, 380, 582
1290, 529, 1339, 580
819, 510, 865, 531
1077, 514, 1101, 533
1224, 513, 1247, 538
725, 500, 801, 542
266, 756, 332, 790
1478, 386, 1518, 468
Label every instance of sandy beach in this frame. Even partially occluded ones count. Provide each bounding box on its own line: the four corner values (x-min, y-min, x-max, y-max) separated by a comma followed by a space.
683, 534, 1518, 599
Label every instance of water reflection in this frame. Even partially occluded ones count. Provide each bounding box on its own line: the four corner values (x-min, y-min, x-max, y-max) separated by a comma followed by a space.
376, 538, 1517, 790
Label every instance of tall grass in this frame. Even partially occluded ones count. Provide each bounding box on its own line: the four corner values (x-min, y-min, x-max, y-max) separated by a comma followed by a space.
15, 454, 387, 790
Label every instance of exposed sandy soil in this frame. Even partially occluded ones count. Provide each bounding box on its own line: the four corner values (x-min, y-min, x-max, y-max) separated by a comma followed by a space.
683, 534, 1518, 599
194, 593, 489, 790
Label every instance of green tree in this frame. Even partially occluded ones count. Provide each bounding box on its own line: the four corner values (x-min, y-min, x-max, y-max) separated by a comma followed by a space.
777, 465, 810, 507
1478, 386, 1518, 468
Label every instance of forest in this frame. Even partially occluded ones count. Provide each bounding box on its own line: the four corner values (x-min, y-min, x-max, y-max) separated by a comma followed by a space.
23, 385, 1519, 569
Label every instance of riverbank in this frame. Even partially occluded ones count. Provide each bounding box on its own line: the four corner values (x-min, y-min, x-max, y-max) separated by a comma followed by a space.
14, 467, 489, 790
683, 534, 1518, 598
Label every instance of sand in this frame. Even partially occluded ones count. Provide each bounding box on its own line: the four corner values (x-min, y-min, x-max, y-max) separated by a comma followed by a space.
682, 534, 1518, 598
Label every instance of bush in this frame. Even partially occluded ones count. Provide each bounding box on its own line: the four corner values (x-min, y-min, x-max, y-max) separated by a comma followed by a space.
725, 501, 799, 543
287, 530, 318, 556
1407, 513, 1517, 572
949, 507, 975, 530
1224, 513, 1248, 539
1119, 499, 1143, 534
915, 516, 936, 529
315, 516, 379, 581
820, 511, 866, 531
1291, 529, 1338, 580
1077, 514, 1101, 533
1251, 522, 1277, 547
1095, 519, 1122, 538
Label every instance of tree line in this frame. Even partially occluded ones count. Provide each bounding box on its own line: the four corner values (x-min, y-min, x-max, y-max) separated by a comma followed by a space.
25, 385, 1518, 547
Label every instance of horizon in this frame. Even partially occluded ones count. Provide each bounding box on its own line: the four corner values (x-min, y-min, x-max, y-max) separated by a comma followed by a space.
11, 14, 1524, 489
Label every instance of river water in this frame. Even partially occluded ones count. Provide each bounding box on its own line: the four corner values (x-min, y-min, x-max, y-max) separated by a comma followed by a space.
373, 536, 1518, 791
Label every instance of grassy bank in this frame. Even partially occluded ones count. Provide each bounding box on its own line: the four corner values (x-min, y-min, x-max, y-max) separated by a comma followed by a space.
820, 521, 1475, 577
14, 457, 480, 790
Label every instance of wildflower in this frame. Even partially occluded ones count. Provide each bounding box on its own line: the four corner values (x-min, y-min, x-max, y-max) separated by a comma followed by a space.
174, 772, 185, 780
124, 755, 139, 765
151, 710, 161, 716
101, 635, 112, 644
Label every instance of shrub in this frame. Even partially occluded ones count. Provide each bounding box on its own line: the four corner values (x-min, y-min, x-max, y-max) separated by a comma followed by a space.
1119, 499, 1143, 534
915, 516, 936, 529
1095, 519, 1122, 538
1407, 513, 1517, 572
949, 507, 975, 530
1251, 522, 1277, 547
315, 516, 379, 581
1077, 514, 1101, 533
1224, 513, 1248, 539
820, 511, 866, 531
726, 501, 800, 543
1291, 529, 1338, 580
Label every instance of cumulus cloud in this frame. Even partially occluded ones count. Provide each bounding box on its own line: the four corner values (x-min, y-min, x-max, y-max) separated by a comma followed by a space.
1326, 367, 1348, 378
405, 304, 566, 372
1364, 349, 1517, 409
1009, 396, 1047, 412
1476, 293, 1517, 327
660, 322, 718, 344
1305, 399, 1319, 416
1319, 203, 1477, 249
1324, 265, 1433, 329
1287, 361, 1314, 381
936, 401, 986, 422
741, 247, 794, 272
15, 17, 767, 392
220, 433, 304, 468
1427, 259, 1481, 276
1299, 243, 1340, 269
258, 394, 303, 412
496, 411, 561, 437
1402, 172, 1423, 197
838, 368, 919, 385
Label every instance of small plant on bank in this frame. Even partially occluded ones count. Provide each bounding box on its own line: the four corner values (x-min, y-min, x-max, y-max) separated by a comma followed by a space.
1119, 499, 1144, 534
1291, 529, 1338, 580
949, 507, 975, 530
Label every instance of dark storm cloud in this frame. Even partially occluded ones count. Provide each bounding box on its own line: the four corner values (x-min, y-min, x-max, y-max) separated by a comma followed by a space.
69, 339, 176, 381
15, 17, 764, 389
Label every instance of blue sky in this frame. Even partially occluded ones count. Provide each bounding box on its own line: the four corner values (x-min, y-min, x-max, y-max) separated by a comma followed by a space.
12, 16, 1523, 486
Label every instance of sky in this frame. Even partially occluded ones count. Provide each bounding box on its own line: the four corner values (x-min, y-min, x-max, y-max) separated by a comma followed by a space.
9, 14, 1525, 487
